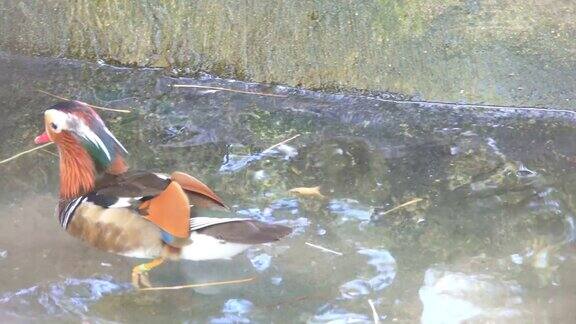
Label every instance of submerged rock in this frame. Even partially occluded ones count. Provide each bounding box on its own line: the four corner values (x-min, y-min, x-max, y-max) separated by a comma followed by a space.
289, 138, 390, 204
419, 268, 525, 323
446, 133, 506, 191
309, 303, 371, 324
339, 249, 396, 299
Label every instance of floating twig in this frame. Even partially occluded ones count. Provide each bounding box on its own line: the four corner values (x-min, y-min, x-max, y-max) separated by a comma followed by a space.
305, 242, 343, 256
139, 277, 254, 291
265, 295, 311, 309
262, 134, 301, 153
375, 97, 576, 116
368, 299, 380, 324
379, 198, 424, 216
40, 148, 58, 157
219, 134, 301, 173
0, 143, 53, 165
264, 292, 332, 309
173, 84, 288, 98
36, 89, 132, 113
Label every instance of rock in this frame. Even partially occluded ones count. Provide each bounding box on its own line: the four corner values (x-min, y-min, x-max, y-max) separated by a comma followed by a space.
419, 268, 525, 323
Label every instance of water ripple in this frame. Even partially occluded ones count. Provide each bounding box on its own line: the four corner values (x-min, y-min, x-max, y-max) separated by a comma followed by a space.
0, 276, 129, 319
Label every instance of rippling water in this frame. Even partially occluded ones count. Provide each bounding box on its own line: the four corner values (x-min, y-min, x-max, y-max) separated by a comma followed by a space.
1, 52, 576, 322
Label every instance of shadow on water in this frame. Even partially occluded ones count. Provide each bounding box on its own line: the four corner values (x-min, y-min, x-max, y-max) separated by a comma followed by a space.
2, 52, 576, 322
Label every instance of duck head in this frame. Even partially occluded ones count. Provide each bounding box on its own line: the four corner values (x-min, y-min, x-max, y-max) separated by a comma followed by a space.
35, 101, 128, 198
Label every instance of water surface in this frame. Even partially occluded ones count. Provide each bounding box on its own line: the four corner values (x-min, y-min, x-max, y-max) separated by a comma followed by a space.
1, 53, 576, 322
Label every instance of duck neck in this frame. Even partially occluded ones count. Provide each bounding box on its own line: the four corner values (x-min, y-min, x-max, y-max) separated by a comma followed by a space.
58, 135, 96, 199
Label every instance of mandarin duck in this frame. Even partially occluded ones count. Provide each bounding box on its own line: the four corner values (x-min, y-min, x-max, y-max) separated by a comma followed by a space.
34, 101, 291, 288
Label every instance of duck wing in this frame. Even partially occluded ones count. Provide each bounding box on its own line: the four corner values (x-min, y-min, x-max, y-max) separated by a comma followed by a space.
86, 170, 228, 239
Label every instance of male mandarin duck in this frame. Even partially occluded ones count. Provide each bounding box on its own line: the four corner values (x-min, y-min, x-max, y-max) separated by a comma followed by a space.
34, 101, 291, 288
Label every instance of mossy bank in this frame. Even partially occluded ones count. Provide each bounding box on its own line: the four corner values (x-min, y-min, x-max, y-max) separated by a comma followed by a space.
1, 1, 576, 108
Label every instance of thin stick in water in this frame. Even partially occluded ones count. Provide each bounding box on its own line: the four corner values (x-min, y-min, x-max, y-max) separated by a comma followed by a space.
0, 142, 53, 165
139, 277, 254, 291
264, 292, 332, 309
305, 242, 343, 256
368, 299, 380, 324
173, 84, 288, 98
375, 97, 576, 116
262, 134, 301, 153
379, 198, 423, 216
40, 149, 58, 157
36, 89, 132, 113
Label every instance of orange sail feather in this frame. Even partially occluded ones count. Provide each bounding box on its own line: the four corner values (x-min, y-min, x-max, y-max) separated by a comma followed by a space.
139, 181, 190, 238
171, 171, 227, 209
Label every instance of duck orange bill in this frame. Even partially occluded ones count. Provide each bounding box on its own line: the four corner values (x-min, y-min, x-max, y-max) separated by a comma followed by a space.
35, 132, 51, 144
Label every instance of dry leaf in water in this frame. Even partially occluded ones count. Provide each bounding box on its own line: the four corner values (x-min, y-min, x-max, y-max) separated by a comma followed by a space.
288, 186, 326, 199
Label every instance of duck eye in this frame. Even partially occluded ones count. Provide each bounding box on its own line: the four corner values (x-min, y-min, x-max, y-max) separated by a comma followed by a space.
50, 122, 58, 130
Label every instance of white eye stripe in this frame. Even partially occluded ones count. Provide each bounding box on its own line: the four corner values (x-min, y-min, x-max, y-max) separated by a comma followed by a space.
45, 109, 71, 133
103, 125, 128, 154
153, 173, 170, 180
77, 121, 112, 160
45, 109, 126, 161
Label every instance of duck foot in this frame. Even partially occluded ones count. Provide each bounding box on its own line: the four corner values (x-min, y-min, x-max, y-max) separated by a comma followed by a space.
131, 257, 165, 289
